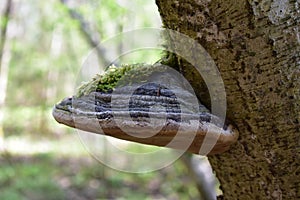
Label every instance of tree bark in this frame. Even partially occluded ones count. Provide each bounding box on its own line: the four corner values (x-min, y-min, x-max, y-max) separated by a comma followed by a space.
155, 0, 299, 199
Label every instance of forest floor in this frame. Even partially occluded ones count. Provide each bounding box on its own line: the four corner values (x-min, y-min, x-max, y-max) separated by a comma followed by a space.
0, 135, 200, 200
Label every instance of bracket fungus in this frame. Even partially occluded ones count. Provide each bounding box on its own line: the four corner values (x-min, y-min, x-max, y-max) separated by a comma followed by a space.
52, 63, 238, 155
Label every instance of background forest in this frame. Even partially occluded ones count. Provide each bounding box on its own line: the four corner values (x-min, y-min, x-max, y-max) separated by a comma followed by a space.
0, 0, 217, 199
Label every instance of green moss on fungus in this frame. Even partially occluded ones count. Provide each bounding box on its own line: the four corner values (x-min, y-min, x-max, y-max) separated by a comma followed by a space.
76, 63, 167, 97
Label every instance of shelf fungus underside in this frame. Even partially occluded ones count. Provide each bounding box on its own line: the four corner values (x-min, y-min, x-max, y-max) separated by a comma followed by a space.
52, 64, 238, 155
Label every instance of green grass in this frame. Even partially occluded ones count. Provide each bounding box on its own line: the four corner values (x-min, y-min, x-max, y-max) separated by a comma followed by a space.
0, 150, 201, 200
0, 153, 65, 200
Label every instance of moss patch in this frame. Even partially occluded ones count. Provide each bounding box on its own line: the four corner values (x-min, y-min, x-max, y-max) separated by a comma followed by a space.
76, 63, 167, 97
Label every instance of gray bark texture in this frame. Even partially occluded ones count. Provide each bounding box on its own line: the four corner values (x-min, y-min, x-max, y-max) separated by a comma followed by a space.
155, 0, 299, 199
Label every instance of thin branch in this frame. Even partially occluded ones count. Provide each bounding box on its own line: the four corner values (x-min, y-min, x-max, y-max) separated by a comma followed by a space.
60, 0, 111, 68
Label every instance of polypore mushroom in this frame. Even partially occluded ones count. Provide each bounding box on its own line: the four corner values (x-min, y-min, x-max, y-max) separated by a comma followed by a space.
52, 63, 238, 155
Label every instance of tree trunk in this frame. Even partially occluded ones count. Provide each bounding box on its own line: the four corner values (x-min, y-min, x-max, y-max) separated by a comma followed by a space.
0, 0, 13, 150
155, 0, 299, 199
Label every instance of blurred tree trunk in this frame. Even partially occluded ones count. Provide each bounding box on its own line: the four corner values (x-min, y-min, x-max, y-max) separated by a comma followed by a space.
38, 27, 63, 135
0, 0, 12, 150
181, 154, 217, 200
156, 0, 299, 199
